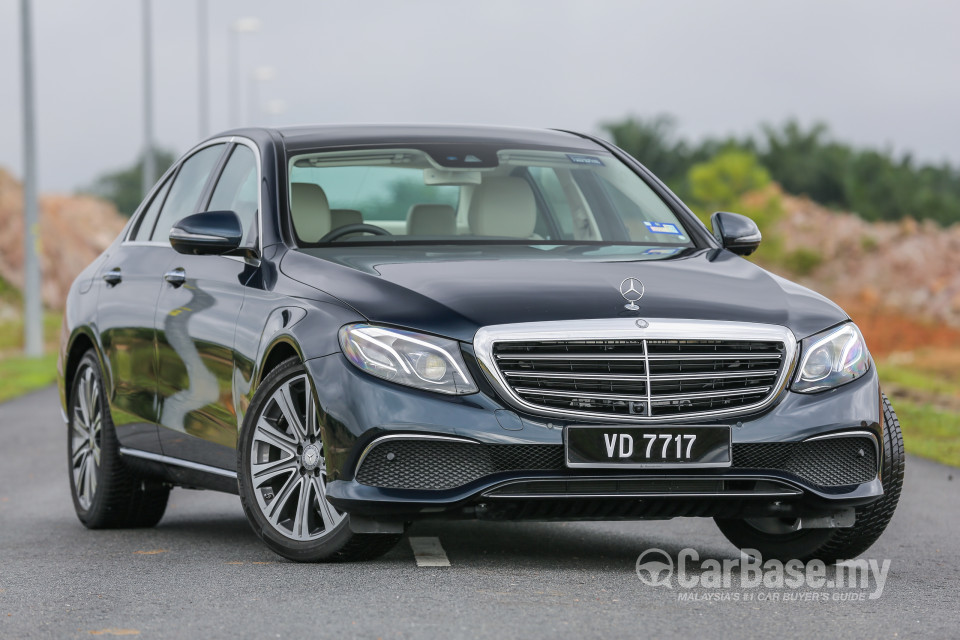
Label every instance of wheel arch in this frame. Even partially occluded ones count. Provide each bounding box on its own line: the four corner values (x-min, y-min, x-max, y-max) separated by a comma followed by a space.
257, 337, 303, 388
237, 300, 359, 439
251, 302, 353, 391
62, 328, 104, 408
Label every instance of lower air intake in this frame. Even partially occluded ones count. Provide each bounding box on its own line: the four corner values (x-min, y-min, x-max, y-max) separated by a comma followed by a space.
353, 435, 878, 491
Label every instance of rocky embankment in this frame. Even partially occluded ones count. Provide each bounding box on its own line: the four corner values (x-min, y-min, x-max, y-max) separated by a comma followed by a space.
769, 193, 960, 332
0, 168, 126, 311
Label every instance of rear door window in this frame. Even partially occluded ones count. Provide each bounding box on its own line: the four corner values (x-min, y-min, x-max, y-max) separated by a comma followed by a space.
130, 176, 172, 241
150, 144, 226, 243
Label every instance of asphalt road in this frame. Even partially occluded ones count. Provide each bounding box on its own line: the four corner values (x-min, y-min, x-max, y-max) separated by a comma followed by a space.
1, 387, 958, 639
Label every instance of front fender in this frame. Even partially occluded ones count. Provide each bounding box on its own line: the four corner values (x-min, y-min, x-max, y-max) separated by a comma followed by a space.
232, 294, 363, 436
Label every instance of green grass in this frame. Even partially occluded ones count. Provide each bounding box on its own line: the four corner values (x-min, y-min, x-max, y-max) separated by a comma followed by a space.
0, 353, 58, 404
0, 312, 62, 352
896, 400, 960, 468
781, 247, 824, 276
877, 362, 958, 397
877, 358, 960, 467
0, 308, 63, 404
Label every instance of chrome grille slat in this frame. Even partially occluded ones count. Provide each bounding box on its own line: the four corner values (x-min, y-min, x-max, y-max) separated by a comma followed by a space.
514, 387, 649, 402
646, 353, 781, 361
514, 386, 771, 403
503, 371, 649, 381
488, 331, 788, 419
502, 369, 780, 381
495, 353, 780, 361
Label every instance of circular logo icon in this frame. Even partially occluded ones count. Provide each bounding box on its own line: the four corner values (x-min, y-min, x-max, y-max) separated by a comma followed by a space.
635, 319, 649, 329
635, 548, 674, 588
619, 278, 645, 311
302, 444, 321, 470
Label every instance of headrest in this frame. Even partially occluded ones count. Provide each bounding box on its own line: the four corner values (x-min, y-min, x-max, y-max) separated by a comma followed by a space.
407, 204, 456, 236
331, 209, 363, 229
291, 182, 331, 243
468, 177, 537, 238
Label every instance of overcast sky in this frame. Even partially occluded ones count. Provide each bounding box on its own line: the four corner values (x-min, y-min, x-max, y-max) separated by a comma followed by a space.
1, 0, 958, 192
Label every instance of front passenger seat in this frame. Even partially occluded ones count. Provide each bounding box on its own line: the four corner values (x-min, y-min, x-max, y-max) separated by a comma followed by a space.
468, 177, 537, 237
407, 204, 456, 236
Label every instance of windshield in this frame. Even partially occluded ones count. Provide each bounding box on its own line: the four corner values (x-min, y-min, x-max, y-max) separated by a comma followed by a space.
287, 147, 695, 247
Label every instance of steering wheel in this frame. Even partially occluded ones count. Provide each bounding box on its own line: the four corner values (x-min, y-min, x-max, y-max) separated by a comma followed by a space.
318, 223, 392, 243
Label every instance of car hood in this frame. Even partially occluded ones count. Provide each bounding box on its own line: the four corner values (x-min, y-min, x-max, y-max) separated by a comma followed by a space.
280, 246, 847, 342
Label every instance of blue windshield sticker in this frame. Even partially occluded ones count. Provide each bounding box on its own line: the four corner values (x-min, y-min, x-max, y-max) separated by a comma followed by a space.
643, 221, 681, 235
567, 154, 605, 167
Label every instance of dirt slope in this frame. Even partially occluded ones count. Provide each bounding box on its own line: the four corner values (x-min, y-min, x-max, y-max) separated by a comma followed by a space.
0, 168, 126, 310
771, 193, 960, 331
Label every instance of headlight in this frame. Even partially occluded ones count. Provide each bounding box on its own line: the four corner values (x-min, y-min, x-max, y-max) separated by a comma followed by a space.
339, 323, 478, 395
792, 323, 871, 393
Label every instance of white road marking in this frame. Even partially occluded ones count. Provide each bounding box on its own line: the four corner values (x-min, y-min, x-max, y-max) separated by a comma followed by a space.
408, 536, 450, 567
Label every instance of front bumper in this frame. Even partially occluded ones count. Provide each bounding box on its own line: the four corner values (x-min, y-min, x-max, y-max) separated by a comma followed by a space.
306, 352, 883, 521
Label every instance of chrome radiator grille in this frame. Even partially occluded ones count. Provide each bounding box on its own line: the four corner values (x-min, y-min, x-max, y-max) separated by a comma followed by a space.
491, 338, 786, 419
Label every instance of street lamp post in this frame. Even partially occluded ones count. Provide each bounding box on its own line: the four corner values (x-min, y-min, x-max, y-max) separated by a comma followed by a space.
141, 0, 155, 198
19, 0, 42, 357
248, 65, 275, 125
228, 17, 261, 127
197, 0, 209, 137
265, 99, 287, 126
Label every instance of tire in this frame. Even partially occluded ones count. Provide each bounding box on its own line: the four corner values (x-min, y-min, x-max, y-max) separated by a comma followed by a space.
237, 357, 402, 562
68, 349, 170, 528
715, 392, 905, 562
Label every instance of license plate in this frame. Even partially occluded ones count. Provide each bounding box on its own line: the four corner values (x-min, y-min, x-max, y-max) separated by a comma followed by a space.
565, 425, 732, 468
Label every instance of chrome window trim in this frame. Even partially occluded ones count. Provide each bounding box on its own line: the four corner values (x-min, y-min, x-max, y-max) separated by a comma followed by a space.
122, 135, 263, 256
119, 447, 238, 479
473, 318, 798, 423
354, 433, 478, 474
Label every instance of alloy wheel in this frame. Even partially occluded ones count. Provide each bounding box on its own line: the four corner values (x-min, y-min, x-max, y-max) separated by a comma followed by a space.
249, 374, 345, 541
70, 365, 102, 510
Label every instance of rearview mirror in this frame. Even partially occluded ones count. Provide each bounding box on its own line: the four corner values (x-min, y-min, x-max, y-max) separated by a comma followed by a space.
710, 211, 761, 256
169, 211, 244, 256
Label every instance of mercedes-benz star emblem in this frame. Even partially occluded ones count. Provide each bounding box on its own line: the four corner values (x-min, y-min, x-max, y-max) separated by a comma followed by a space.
302, 444, 321, 470
619, 278, 645, 311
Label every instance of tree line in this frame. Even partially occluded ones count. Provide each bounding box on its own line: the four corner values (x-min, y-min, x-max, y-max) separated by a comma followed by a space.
603, 115, 960, 226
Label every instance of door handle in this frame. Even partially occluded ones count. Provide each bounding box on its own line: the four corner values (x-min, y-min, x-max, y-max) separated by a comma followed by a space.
164, 268, 186, 287
102, 268, 122, 286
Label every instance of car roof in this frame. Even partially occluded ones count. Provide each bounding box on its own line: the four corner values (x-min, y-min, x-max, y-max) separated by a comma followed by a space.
219, 123, 605, 153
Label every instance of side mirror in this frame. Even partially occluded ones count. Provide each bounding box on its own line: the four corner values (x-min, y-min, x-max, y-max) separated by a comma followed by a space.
710, 211, 761, 256
169, 211, 243, 256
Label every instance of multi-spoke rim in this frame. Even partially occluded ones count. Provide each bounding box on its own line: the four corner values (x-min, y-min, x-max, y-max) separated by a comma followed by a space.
70, 365, 102, 511
250, 374, 345, 541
